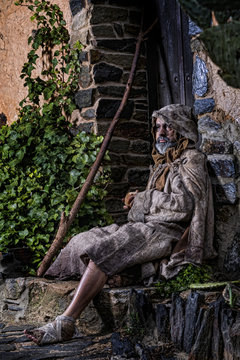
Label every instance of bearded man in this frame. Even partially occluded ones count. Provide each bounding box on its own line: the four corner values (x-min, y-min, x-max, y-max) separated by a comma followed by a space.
24, 104, 216, 345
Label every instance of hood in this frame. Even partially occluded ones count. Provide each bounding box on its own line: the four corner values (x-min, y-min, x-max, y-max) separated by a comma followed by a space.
152, 104, 198, 143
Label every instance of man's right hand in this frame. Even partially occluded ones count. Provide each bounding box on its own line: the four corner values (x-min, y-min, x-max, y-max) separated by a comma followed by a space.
122, 190, 138, 210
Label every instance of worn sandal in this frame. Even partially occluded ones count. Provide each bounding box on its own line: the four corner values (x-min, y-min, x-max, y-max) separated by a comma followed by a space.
24, 315, 79, 345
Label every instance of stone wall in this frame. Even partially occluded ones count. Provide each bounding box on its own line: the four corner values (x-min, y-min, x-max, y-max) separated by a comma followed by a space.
69, 0, 150, 223
190, 22, 240, 277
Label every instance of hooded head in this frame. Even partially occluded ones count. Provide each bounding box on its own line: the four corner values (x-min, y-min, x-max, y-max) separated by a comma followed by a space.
152, 104, 198, 145
151, 104, 198, 166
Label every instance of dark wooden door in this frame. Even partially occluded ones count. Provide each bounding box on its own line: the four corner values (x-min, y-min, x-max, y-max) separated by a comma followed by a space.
146, 0, 193, 116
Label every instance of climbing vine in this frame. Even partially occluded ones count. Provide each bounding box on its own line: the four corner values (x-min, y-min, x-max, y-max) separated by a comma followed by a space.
0, 0, 111, 272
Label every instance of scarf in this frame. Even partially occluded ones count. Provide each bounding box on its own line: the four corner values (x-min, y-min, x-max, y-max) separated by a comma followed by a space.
150, 137, 189, 190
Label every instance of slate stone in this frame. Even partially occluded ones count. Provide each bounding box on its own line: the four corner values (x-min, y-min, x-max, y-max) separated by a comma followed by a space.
108, 137, 130, 153
234, 140, 240, 154
156, 304, 170, 342
110, 166, 127, 182
97, 99, 134, 119
189, 19, 202, 36
220, 307, 236, 360
0, 343, 16, 351
91, 6, 128, 24
72, 9, 88, 31
129, 140, 150, 154
194, 98, 215, 115
105, 198, 125, 213
79, 65, 91, 88
113, 23, 123, 37
81, 108, 95, 119
122, 71, 147, 86
114, 121, 149, 140
96, 39, 136, 53
126, 168, 150, 186
213, 182, 237, 204
132, 111, 148, 122
170, 294, 185, 348
78, 51, 88, 63
111, 332, 136, 358
124, 24, 140, 36
201, 139, 233, 155
210, 298, 224, 360
77, 122, 94, 134
208, 157, 235, 177
70, 0, 84, 16
106, 182, 129, 197
93, 63, 123, 83
97, 86, 125, 97
223, 235, 240, 279
109, 0, 140, 6
75, 89, 93, 109
91, 24, 115, 38
198, 115, 221, 134
189, 306, 214, 360
193, 56, 208, 97
122, 154, 151, 166
90, 51, 136, 70
183, 291, 203, 353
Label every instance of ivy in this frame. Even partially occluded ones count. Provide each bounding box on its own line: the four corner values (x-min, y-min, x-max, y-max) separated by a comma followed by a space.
0, 0, 112, 272
155, 264, 212, 298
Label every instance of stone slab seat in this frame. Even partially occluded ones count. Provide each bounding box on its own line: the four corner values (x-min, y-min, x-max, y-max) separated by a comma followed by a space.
0, 277, 158, 334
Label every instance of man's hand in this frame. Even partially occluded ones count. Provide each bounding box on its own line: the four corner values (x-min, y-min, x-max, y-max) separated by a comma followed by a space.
122, 190, 138, 210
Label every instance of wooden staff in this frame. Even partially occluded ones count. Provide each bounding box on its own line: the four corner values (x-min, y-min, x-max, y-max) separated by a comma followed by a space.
37, 17, 158, 277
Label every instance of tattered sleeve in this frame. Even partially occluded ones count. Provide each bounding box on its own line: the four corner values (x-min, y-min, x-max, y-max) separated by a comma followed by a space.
128, 167, 194, 223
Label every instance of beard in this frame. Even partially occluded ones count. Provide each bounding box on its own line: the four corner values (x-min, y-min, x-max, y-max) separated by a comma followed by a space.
155, 136, 177, 155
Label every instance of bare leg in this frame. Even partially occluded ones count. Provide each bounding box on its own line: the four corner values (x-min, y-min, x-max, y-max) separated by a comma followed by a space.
63, 260, 107, 319
24, 260, 107, 345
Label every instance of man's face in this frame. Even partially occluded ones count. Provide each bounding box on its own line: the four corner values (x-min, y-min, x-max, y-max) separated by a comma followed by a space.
155, 117, 177, 154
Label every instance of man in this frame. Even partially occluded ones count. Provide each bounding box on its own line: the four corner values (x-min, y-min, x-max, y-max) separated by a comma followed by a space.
24, 104, 216, 345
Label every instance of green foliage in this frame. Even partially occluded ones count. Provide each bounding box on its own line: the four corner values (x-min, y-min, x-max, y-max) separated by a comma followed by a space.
155, 264, 211, 298
0, 0, 112, 271
200, 22, 240, 88
178, 0, 240, 88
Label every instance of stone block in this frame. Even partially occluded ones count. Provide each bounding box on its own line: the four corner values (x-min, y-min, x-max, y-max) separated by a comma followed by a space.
96, 99, 134, 120
193, 56, 208, 97
132, 111, 148, 122
208, 157, 235, 177
72, 9, 88, 31
105, 198, 125, 213
189, 19, 202, 36
129, 139, 150, 154
213, 182, 237, 204
78, 28, 89, 45
97, 86, 125, 98
79, 65, 91, 88
124, 24, 140, 36
75, 89, 94, 109
194, 98, 215, 115
106, 182, 129, 197
93, 62, 123, 83
91, 6, 128, 24
90, 51, 135, 70
78, 51, 88, 63
70, 0, 84, 16
110, 166, 127, 182
198, 115, 221, 134
135, 102, 148, 111
114, 121, 149, 140
109, 152, 122, 164
81, 109, 95, 119
96, 39, 136, 53
91, 25, 115, 38
113, 23, 123, 37
234, 141, 240, 154
108, 137, 130, 153
122, 154, 151, 166
71, 122, 94, 135
126, 168, 150, 186
201, 139, 233, 155
122, 71, 147, 86
223, 235, 240, 280
130, 87, 147, 98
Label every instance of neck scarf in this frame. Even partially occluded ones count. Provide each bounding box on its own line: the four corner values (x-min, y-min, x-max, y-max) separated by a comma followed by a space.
151, 137, 189, 190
